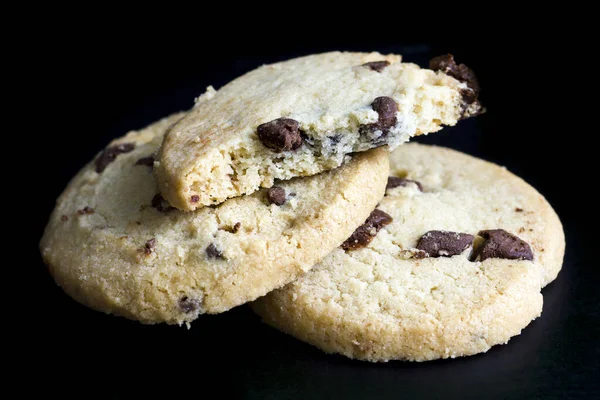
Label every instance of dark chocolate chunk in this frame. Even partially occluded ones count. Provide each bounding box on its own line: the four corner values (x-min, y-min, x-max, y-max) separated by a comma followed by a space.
257, 118, 303, 152
179, 296, 201, 313
417, 230, 474, 257
267, 186, 287, 206
206, 243, 223, 259
152, 194, 173, 212
359, 96, 398, 138
190, 195, 200, 203
386, 176, 423, 191
362, 61, 390, 72
371, 97, 398, 130
143, 238, 156, 255
477, 229, 533, 261
135, 155, 154, 167
341, 209, 393, 250
95, 142, 135, 173
61, 215, 68, 222
77, 206, 95, 215
429, 54, 481, 117
429, 54, 479, 95
233, 222, 241, 233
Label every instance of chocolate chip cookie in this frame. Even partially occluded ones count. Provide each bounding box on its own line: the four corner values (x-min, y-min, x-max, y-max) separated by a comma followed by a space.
39, 114, 389, 325
252, 144, 564, 361
155, 52, 482, 210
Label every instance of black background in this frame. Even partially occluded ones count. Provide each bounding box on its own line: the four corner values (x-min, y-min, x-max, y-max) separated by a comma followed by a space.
29, 27, 598, 399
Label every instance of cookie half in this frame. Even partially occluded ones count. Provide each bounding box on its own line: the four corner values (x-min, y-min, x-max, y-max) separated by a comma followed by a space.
40, 113, 389, 325
252, 144, 565, 361
156, 52, 482, 210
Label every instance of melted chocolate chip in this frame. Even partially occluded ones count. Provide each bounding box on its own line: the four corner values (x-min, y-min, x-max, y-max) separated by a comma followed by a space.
341, 209, 393, 250
386, 176, 423, 191
257, 118, 303, 152
151, 194, 173, 212
179, 296, 201, 313
267, 186, 287, 206
206, 243, 223, 259
477, 229, 533, 261
416, 230, 474, 257
135, 155, 154, 167
359, 96, 398, 139
362, 61, 390, 72
77, 206, 95, 215
143, 238, 156, 255
95, 142, 135, 173
190, 195, 200, 203
61, 215, 68, 222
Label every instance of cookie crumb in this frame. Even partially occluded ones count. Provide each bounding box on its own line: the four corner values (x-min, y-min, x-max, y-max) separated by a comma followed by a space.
190, 195, 200, 203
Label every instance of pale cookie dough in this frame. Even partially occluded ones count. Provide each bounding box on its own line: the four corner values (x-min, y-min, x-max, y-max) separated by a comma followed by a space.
252, 144, 564, 362
156, 52, 482, 210
40, 114, 389, 325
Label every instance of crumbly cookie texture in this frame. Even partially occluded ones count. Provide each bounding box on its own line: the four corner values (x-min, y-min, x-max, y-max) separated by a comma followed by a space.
39, 114, 389, 325
252, 144, 565, 362
156, 52, 482, 210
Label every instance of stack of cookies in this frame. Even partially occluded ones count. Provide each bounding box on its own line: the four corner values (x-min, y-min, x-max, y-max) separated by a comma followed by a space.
40, 52, 564, 362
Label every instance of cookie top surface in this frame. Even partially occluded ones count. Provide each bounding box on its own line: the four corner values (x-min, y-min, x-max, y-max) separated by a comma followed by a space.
156, 52, 481, 210
40, 114, 389, 325
252, 144, 565, 361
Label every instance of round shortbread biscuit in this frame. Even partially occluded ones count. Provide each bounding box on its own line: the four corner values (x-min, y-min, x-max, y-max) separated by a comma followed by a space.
252, 143, 565, 361
40, 114, 389, 325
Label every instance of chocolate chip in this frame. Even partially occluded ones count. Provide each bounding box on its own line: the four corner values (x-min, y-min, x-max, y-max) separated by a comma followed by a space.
190, 195, 200, 203
61, 215, 68, 222
143, 238, 156, 255
329, 134, 342, 144
151, 194, 173, 212
233, 222, 241, 233
135, 155, 154, 167
430, 54, 479, 95
267, 186, 287, 206
179, 296, 201, 313
386, 176, 423, 191
95, 142, 135, 173
77, 206, 95, 215
417, 230, 474, 257
362, 61, 390, 72
206, 243, 223, 259
515, 208, 524, 212
359, 96, 398, 139
477, 229, 533, 261
429, 54, 481, 117
257, 118, 303, 152
341, 209, 393, 250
